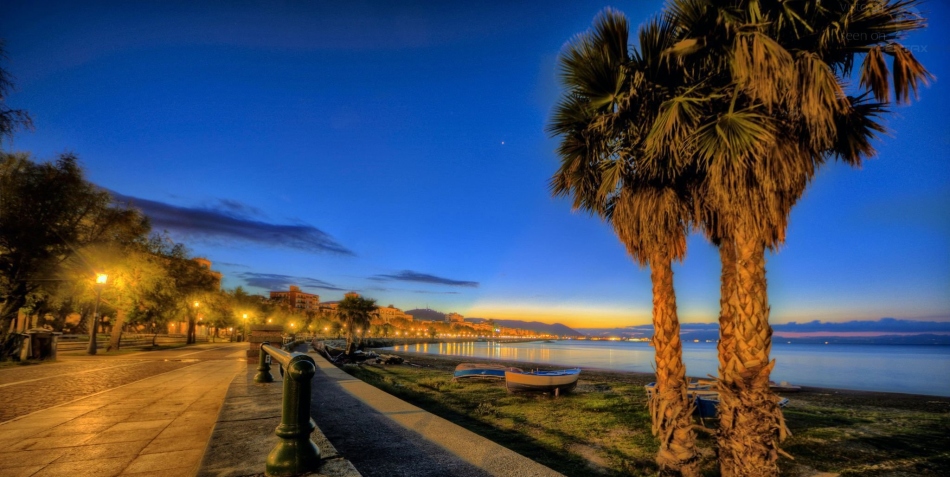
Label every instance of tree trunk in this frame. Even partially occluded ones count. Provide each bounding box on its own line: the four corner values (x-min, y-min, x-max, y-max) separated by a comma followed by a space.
649, 254, 700, 476
187, 317, 196, 344
107, 309, 127, 352
716, 228, 787, 477
716, 236, 739, 476
345, 329, 356, 355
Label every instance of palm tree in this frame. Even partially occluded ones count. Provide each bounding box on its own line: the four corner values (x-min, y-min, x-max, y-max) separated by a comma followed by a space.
337, 295, 377, 355
657, 1, 932, 474
549, 11, 702, 475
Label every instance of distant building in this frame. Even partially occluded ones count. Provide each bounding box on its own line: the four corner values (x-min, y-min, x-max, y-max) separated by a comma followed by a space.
377, 304, 412, 323
445, 312, 465, 323
270, 285, 320, 312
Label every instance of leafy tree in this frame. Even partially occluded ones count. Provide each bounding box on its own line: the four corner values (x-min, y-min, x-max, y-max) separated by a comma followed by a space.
64, 241, 170, 352
549, 11, 700, 474
336, 295, 377, 355
0, 40, 32, 147
0, 153, 148, 357
132, 233, 220, 344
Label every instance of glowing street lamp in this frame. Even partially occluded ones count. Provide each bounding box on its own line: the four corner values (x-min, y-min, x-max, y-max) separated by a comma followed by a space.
192, 301, 200, 343
243, 313, 249, 342
87, 273, 108, 355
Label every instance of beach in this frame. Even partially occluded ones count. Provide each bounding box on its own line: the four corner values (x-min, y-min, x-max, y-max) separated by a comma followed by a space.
340, 347, 950, 476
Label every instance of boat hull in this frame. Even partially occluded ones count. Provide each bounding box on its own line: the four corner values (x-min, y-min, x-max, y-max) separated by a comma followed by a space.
505, 369, 580, 395
453, 363, 522, 380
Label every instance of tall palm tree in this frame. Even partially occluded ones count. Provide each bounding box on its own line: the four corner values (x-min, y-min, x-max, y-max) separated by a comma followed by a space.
549, 11, 702, 475
658, 1, 932, 474
337, 295, 377, 355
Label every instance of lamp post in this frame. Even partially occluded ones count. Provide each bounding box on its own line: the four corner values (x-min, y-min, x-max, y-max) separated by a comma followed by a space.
243, 313, 249, 342
191, 301, 199, 344
87, 273, 107, 355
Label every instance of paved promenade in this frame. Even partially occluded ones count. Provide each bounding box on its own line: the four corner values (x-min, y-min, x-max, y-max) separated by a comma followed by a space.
309, 352, 562, 477
0, 343, 245, 477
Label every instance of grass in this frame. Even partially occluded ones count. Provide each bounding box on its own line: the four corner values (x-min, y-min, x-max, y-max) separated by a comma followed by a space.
342, 354, 950, 477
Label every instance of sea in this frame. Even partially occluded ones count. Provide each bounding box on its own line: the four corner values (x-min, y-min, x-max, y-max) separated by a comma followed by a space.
386, 340, 950, 397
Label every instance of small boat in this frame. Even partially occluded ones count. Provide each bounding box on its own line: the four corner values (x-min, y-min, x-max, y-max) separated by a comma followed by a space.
769, 380, 802, 393
453, 363, 522, 380
644, 380, 716, 400
505, 368, 581, 396
694, 395, 790, 426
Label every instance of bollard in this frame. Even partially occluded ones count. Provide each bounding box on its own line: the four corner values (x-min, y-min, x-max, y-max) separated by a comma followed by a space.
254, 342, 274, 383
265, 354, 320, 476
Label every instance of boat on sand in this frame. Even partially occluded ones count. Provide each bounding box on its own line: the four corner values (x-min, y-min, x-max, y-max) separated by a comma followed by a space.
505, 368, 581, 396
453, 363, 522, 380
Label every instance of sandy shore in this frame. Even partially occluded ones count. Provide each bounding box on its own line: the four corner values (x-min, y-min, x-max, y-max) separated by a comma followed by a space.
380, 348, 950, 413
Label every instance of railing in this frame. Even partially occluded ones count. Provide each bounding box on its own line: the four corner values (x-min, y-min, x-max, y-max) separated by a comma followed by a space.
56, 334, 208, 352
254, 342, 320, 476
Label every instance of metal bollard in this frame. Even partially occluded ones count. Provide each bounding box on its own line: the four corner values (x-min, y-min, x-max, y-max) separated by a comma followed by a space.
254, 342, 274, 383
265, 353, 320, 476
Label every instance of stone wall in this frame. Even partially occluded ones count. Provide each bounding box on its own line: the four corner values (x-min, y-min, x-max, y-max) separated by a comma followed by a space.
246, 324, 284, 362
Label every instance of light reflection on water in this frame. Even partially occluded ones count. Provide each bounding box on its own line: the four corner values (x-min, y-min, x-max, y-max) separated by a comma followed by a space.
388, 340, 950, 397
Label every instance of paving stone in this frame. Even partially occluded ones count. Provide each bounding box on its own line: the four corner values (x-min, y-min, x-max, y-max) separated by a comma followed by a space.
30, 456, 133, 477
122, 449, 204, 474
57, 440, 150, 463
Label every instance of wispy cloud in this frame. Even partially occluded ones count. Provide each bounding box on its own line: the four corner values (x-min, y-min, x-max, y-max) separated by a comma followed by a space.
111, 192, 354, 255
216, 261, 250, 269
412, 290, 460, 294
370, 270, 478, 287
238, 272, 347, 292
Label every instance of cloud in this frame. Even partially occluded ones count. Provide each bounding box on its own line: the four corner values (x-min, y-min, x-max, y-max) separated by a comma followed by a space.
412, 290, 460, 295
238, 272, 347, 292
111, 192, 354, 255
370, 270, 478, 287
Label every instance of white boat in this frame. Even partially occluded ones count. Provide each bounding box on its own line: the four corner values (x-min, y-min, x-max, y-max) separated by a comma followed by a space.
453, 363, 522, 380
505, 368, 581, 396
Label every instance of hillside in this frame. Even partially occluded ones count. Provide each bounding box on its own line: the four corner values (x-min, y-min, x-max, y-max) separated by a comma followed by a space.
404, 309, 582, 337
405, 308, 445, 322
465, 318, 583, 337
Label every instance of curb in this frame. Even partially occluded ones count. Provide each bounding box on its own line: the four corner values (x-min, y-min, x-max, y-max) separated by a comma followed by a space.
197, 362, 360, 477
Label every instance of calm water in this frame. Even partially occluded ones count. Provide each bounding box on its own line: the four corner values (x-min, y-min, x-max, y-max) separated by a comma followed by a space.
387, 340, 950, 397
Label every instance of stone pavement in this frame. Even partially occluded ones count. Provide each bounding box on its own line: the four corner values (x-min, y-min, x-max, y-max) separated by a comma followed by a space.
311, 352, 562, 477
0, 343, 246, 477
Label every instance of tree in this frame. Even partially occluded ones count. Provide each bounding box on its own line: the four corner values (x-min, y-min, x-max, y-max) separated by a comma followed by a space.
0, 153, 148, 357
651, 1, 932, 474
336, 295, 377, 355
62, 240, 170, 352
131, 233, 219, 344
0, 40, 32, 147
549, 11, 701, 475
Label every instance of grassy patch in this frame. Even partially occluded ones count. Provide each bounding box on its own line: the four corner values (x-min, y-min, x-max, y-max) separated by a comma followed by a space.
342, 353, 950, 477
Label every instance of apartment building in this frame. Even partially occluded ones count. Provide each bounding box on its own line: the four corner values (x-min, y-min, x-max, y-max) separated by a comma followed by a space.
269, 285, 320, 312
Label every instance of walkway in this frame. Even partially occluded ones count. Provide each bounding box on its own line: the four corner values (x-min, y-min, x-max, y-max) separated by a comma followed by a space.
309, 354, 562, 477
0, 343, 245, 477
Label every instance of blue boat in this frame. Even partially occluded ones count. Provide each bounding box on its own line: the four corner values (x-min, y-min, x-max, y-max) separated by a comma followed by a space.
453, 363, 522, 380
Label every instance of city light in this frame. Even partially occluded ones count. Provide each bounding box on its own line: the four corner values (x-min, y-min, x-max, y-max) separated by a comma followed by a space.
96, 273, 108, 284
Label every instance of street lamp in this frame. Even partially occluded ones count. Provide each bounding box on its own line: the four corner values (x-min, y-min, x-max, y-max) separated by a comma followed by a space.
192, 301, 199, 343
87, 273, 108, 355
243, 313, 249, 342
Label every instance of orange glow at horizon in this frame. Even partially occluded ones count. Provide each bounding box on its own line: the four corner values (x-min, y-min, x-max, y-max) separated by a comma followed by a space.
464, 303, 655, 328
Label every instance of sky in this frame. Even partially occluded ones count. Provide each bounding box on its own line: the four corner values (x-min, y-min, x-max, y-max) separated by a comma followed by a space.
2, 1, 948, 329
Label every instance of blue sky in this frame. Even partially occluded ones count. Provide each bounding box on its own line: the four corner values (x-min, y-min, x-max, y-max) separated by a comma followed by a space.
2, 1, 948, 328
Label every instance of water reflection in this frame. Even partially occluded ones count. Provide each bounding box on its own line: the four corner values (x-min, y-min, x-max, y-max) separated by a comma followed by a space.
388, 340, 950, 396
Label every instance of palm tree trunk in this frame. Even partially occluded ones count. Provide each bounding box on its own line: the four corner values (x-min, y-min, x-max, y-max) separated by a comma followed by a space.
715, 236, 739, 477
717, 229, 787, 477
649, 254, 700, 477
